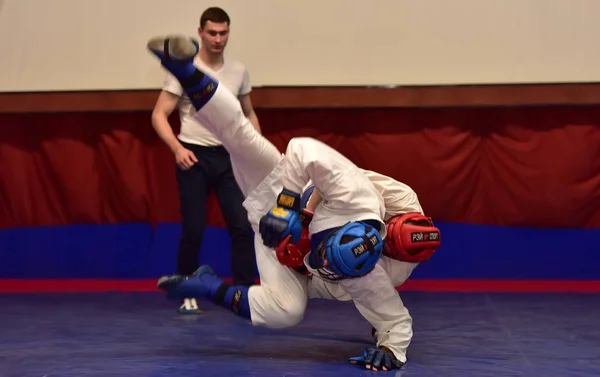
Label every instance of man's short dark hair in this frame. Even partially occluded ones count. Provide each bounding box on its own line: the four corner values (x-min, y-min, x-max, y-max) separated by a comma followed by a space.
200, 7, 230, 28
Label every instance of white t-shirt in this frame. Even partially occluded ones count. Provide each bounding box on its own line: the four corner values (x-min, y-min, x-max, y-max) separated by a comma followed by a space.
162, 56, 252, 147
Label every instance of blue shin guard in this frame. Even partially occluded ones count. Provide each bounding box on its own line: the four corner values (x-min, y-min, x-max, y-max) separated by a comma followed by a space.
199, 270, 251, 320
213, 282, 252, 320
147, 36, 219, 110
158, 265, 251, 320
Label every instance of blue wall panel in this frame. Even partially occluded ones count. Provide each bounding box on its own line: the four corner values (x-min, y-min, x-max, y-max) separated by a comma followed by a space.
1, 222, 599, 280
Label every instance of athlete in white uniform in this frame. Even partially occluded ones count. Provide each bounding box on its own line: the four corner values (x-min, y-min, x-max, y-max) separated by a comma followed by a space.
146, 35, 440, 372
299, 172, 440, 365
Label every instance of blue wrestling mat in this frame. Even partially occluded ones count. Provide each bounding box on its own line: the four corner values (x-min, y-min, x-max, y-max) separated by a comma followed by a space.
1, 292, 599, 376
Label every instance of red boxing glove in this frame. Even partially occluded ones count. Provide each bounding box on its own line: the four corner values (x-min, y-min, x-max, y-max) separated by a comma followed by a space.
275, 210, 313, 269
384, 213, 441, 263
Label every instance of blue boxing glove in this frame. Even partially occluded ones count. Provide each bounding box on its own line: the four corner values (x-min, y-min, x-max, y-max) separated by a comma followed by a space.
348, 346, 404, 372
259, 189, 303, 248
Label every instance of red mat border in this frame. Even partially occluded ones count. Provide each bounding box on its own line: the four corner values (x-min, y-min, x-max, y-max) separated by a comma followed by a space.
1, 279, 599, 293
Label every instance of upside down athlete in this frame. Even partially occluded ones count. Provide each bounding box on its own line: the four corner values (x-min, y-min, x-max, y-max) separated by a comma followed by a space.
147, 35, 441, 371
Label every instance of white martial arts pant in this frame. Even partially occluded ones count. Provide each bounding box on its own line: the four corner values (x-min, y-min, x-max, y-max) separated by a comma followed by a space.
186, 84, 310, 328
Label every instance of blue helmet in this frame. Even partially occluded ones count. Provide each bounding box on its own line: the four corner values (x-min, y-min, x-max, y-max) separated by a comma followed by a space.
309, 221, 383, 279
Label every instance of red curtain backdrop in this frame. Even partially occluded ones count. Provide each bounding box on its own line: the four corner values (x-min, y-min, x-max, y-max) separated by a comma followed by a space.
1, 106, 599, 230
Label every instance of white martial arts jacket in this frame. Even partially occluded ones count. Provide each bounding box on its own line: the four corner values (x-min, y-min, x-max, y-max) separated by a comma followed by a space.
278, 141, 424, 364
279, 138, 388, 238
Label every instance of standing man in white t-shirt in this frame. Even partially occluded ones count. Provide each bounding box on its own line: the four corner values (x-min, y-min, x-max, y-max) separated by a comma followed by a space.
151, 7, 260, 314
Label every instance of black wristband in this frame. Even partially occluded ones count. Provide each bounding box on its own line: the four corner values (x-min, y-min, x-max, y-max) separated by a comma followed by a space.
277, 189, 301, 211
214, 282, 231, 305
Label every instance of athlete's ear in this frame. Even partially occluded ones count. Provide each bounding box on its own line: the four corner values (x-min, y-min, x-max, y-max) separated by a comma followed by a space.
322, 250, 329, 267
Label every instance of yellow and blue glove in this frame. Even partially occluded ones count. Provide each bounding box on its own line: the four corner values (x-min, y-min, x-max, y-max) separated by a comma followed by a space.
259, 189, 303, 248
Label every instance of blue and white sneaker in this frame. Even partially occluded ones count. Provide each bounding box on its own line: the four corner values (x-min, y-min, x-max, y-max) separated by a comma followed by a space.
178, 298, 202, 315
